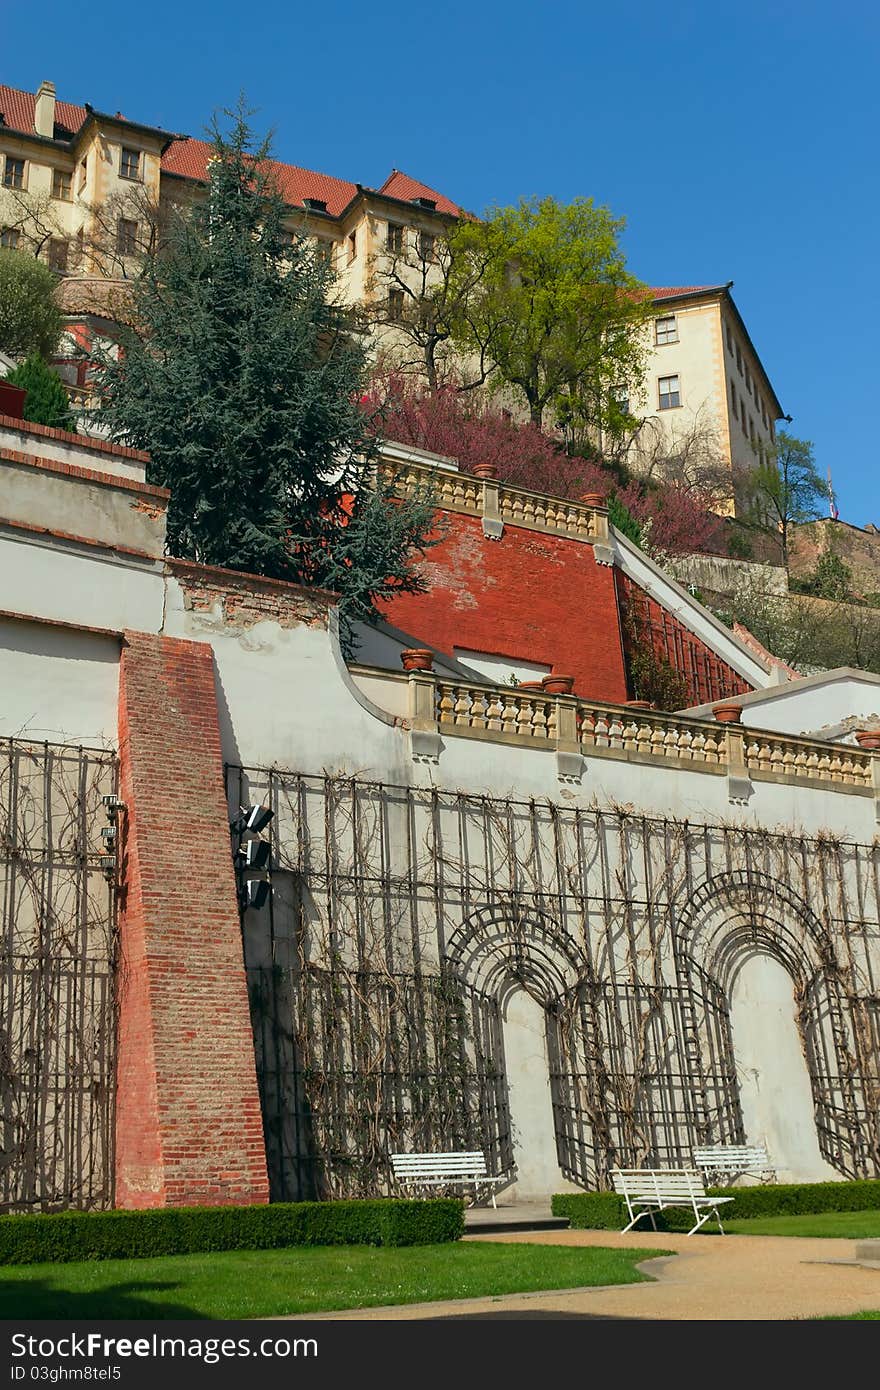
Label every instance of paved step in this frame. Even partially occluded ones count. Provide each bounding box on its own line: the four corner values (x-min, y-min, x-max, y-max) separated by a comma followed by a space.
464, 1203, 570, 1235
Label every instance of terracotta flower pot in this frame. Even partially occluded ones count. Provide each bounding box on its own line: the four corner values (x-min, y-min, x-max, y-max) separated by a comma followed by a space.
854, 729, 880, 751
472, 461, 498, 480
400, 648, 434, 673
542, 674, 575, 695
517, 681, 545, 691
712, 703, 743, 724
625, 700, 652, 709
580, 491, 607, 508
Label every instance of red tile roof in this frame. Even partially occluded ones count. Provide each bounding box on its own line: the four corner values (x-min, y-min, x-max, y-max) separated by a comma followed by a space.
376, 169, 460, 216
0, 84, 87, 137
0, 82, 461, 219
651, 285, 726, 300
161, 134, 362, 217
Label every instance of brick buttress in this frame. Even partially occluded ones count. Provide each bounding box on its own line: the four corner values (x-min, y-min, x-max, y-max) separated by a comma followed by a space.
115, 631, 269, 1207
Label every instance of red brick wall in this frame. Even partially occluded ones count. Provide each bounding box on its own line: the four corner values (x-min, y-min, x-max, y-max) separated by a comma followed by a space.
616, 571, 753, 706
380, 513, 630, 701
116, 631, 269, 1208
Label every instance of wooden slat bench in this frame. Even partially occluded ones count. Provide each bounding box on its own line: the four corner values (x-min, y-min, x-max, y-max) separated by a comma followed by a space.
612, 1168, 734, 1236
390, 1151, 504, 1207
693, 1145, 775, 1184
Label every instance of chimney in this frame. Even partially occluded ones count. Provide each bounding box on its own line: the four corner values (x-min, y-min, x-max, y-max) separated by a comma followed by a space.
34, 80, 56, 139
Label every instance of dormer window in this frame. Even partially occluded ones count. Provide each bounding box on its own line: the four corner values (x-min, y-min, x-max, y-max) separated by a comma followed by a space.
303, 197, 327, 212
411, 196, 436, 210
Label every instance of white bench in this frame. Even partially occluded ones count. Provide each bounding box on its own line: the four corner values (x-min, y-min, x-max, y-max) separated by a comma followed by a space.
612, 1168, 734, 1236
693, 1145, 775, 1183
390, 1151, 505, 1207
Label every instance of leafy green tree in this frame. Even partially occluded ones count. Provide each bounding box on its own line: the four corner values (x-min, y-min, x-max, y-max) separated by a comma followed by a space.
809, 550, 852, 601
608, 493, 643, 547
94, 105, 436, 651
747, 432, 828, 568
5, 353, 74, 430
447, 196, 650, 431
0, 249, 63, 358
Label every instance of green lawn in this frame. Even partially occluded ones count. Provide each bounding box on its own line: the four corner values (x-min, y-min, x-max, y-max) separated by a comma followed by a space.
0, 1241, 667, 1320
726, 1209, 880, 1238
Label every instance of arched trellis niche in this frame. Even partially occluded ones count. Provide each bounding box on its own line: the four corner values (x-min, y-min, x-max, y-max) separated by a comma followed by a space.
674, 870, 871, 1178
444, 903, 588, 1007
444, 905, 590, 1191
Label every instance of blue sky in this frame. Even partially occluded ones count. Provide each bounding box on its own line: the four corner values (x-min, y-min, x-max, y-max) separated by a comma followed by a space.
7, 1, 879, 521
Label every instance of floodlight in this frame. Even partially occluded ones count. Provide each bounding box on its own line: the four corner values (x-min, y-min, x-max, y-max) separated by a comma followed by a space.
245, 879, 270, 911
239, 839, 271, 870
231, 804, 274, 835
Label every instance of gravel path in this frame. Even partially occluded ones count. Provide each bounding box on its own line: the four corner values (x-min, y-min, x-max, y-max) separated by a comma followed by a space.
280, 1228, 880, 1320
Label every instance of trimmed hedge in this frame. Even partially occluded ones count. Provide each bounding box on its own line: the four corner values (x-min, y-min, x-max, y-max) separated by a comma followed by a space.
0, 1198, 465, 1266
552, 1179, 880, 1233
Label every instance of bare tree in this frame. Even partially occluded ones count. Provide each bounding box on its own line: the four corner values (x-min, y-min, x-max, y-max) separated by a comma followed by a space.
618, 405, 734, 504
365, 224, 494, 393
0, 181, 169, 279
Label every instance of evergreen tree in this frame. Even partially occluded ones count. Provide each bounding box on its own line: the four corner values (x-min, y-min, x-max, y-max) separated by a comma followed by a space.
6, 354, 75, 430
94, 105, 436, 650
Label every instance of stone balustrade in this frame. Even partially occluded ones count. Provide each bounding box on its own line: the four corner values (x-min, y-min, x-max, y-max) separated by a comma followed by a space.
381, 458, 609, 544
347, 663, 878, 799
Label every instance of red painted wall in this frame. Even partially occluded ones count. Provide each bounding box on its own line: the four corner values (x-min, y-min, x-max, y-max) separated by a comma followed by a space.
116, 631, 269, 1208
380, 513, 630, 702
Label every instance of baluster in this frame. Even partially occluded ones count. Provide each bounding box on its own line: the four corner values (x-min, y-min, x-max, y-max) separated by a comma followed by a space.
516, 695, 534, 738
485, 691, 504, 732
438, 683, 454, 725
470, 689, 488, 731
501, 692, 519, 738
454, 686, 472, 726
545, 699, 557, 741
533, 698, 548, 740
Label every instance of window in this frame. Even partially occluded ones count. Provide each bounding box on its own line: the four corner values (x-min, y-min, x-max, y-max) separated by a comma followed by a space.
314, 239, 333, 266
760, 400, 767, 428
730, 381, 737, 413
736, 343, 743, 375
655, 313, 678, 345
120, 147, 141, 180
418, 230, 435, 261
77, 158, 87, 193
3, 157, 25, 190
658, 374, 681, 410
388, 289, 405, 321
741, 399, 748, 431
47, 238, 68, 272
745, 365, 752, 395
347, 231, 357, 264
0, 227, 20, 249
386, 223, 405, 255
750, 419, 756, 446
612, 384, 630, 414
116, 218, 138, 256
51, 168, 72, 201
726, 322, 733, 353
